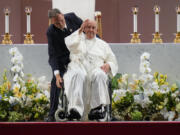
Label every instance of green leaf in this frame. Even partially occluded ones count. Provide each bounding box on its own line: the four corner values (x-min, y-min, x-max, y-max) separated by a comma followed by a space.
111, 73, 122, 90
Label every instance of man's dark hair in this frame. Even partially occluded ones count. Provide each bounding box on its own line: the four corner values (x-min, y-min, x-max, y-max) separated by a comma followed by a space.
48, 8, 62, 18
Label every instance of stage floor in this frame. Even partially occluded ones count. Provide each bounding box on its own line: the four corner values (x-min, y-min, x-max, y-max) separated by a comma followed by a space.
0, 121, 180, 135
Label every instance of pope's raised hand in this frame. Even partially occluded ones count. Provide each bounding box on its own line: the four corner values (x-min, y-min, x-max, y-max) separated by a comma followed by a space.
79, 19, 89, 34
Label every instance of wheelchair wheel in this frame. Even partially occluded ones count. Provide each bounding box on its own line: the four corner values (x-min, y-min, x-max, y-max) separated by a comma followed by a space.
97, 105, 111, 122
55, 87, 68, 122
55, 107, 67, 122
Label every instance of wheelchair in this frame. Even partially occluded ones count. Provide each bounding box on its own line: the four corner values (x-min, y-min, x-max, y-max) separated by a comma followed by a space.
54, 83, 69, 122
55, 80, 112, 122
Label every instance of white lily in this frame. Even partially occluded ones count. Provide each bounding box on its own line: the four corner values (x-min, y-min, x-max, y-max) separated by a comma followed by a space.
113, 89, 127, 102
13, 83, 20, 91
13, 74, 19, 82
11, 65, 21, 73
140, 52, 150, 61
9, 47, 19, 55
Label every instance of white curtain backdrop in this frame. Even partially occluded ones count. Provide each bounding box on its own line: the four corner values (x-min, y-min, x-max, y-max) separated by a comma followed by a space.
52, 0, 95, 21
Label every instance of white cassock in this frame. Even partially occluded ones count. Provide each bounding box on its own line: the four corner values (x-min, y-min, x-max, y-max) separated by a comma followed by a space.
63, 30, 118, 117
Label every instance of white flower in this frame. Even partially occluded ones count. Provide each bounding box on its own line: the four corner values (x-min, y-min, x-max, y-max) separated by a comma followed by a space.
13, 83, 20, 90
134, 95, 143, 104
13, 74, 19, 82
11, 65, 21, 72
25, 97, 32, 107
140, 52, 150, 62
44, 90, 50, 99
22, 94, 26, 101
140, 66, 152, 74
11, 55, 23, 64
134, 94, 151, 108
9, 96, 15, 104
168, 111, 175, 121
175, 98, 180, 102
140, 61, 150, 69
175, 91, 180, 96
132, 73, 138, 81
160, 85, 169, 91
172, 93, 177, 98
122, 74, 129, 82
151, 82, 159, 90
144, 90, 154, 97
36, 93, 43, 99
156, 89, 166, 94
19, 63, 24, 69
9, 47, 19, 55
142, 97, 151, 108
113, 89, 127, 102
21, 87, 27, 93
20, 71, 24, 77
139, 74, 153, 84
9, 96, 21, 104
146, 74, 153, 81
160, 108, 168, 118
160, 109, 175, 121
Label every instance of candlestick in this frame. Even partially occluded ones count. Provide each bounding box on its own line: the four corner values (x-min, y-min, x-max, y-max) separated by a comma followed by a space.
95, 11, 102, 39
154, 5, 160, 33
27, 14, 31, 33
24, 6, 34, 44
174, 5, 180, 43
130, 6, 141, 43
4, 8, 10, 34
132, 7, 138, 33
5, 14, 9, 33
155, 14, 159, 32
152, 5, 163, 43
25, 6, 32, 33
1, 7, 13, 44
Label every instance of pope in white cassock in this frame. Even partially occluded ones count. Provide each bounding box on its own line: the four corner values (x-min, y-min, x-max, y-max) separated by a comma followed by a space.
63, 20, 118, 120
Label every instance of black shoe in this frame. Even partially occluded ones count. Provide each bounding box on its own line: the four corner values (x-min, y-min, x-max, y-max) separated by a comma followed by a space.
88, 105, 106, 120
68, 108, 81, 120
45, 116, 55, 122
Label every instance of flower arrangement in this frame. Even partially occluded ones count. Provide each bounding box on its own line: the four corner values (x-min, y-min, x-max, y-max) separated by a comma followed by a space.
112, 52, 180, 121
0, 47, 50, 122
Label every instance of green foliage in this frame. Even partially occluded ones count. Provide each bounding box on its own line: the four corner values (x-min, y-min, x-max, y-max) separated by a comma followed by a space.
8, 111, 24, 122
130, 110, 143, 121
0, 70, 50, 122
112, 72, 180, 121
111, 73, 122, 90
113, 92, 134, 113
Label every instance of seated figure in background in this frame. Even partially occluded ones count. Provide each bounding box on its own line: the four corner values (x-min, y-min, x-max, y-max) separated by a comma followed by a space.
64, 19, 118, 120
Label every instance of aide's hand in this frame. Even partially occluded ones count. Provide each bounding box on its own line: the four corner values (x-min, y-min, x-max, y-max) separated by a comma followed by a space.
55, 74, 63, 88
79, 19, 89, 34
101, 63, 110, 73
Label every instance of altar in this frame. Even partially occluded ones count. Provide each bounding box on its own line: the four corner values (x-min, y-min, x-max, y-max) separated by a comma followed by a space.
0, 43, 180, 83
1, 43, 180, 133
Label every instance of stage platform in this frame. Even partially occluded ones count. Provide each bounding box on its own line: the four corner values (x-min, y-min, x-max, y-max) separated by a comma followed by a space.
0, 121, 180, 135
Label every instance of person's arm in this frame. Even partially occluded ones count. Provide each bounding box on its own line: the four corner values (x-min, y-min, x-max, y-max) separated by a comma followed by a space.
65, 19, 89, 52
71, 12, 83, 28
65, 29, 82, 52
103, 43, 118, 77
47, 32, 59, 72
47, 31, 63, 88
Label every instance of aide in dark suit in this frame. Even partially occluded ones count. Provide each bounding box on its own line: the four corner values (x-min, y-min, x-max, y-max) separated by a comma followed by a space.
46, 8, 82, 121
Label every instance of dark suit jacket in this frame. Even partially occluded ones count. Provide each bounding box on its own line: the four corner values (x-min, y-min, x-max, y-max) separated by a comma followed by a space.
47, 12, 82, 76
